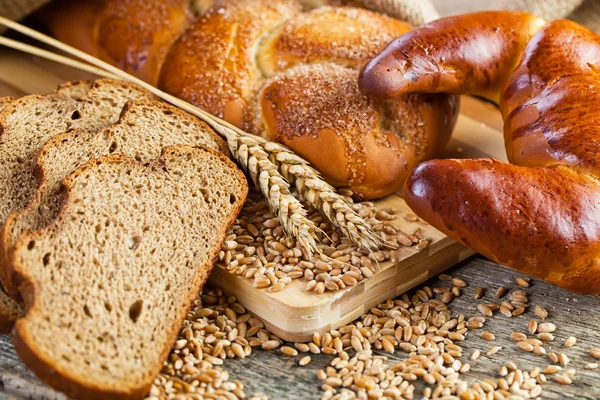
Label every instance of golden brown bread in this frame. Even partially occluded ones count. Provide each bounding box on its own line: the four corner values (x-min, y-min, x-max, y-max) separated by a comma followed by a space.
359, 11, 546, 104
44, 0, 459, 199
363, 12, 600, 293
259, 64, 458, 198
159, 1, 300, 130
404, 160, 600, 294
42, 0, 193, 85
502, 19, 600, 173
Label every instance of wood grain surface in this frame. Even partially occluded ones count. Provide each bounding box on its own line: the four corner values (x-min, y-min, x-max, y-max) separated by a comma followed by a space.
0, 258, 599, 399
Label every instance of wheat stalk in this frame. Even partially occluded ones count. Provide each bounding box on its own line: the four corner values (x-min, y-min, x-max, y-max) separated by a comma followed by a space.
214, 125, 319, 257
263, 141, 387, 250
0, 16, 385, 253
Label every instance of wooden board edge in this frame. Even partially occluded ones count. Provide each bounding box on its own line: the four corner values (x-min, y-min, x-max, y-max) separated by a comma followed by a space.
211, 242, 475, 342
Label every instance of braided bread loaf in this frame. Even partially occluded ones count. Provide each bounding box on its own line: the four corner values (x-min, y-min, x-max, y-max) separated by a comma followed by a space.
43, 0, 458, 199
360, 11, 600, 293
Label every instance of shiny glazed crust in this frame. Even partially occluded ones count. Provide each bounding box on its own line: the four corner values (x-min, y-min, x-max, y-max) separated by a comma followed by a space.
363, 11, 600, 294
44, 0, 459, 199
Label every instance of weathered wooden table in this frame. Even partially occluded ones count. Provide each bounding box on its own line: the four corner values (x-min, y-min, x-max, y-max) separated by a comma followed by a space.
2, 2, 600, 397
0, 257, 599, 399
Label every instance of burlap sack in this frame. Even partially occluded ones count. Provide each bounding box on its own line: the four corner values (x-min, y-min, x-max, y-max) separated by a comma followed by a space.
0, 0, 598, 32
429, 0, 600, 33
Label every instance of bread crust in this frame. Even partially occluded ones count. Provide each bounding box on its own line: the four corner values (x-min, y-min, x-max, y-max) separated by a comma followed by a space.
359, 11, 546, 103
11, 146, 248, 400
159, 0, 300, 130
502, 19, 600, 176
0, 98, 229, 302
259, 63, 458, 198
404, 159, 600, 294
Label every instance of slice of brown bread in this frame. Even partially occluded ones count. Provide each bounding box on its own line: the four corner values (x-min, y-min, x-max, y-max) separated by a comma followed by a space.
0, 79, 154, 286
11, 145, 247, 400
1, 99, 228, 298
0, 289, 24, 333
49, 80, 93, 101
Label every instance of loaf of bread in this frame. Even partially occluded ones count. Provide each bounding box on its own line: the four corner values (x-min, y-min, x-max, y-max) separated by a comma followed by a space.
43, 0, 459, 199
360, 11, 600, 293
1, 99, 228, 300
12, 145, 247, 400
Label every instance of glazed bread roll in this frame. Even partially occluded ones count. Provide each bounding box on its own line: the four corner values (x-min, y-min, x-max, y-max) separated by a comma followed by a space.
43, 0, 459, 199
361, 11, 600, 293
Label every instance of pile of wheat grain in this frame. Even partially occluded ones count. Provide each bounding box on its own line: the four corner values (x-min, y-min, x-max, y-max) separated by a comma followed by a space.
218, 192, 428, 293
146, 273, 600, 400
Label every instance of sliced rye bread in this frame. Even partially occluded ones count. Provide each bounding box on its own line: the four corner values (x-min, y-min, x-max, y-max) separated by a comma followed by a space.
0, 83, 152, 331
0, 95, 40, 332
49, 80, 93, 101
11, 145, 248, 400
0, 79, 154, 289
1, 99, 229, 299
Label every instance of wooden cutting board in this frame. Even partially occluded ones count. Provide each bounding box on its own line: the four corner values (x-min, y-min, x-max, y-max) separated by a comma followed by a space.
0, 47, 506, 342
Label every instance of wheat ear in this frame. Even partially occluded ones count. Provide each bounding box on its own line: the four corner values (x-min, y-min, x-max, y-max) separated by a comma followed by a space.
263, 141, 387, 250
214, 125, 319, 257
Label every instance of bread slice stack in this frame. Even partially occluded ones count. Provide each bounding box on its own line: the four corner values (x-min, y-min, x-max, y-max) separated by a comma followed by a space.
1, 99, 229, 298
0, 79, 155, 330
0, 79, 155, 281
0, 80, 248, 399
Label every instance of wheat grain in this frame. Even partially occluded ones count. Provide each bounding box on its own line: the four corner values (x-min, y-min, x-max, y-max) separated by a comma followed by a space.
590, 348, 600, 359
528, 319, 538, 334
543, 366, 562, 374
478, 304, 493, 317
538, 322, 556, 333
537, 332, 554, 342
452, 277, 467, 287
221, 192, 404, 293
299, 356, 311, 366
559, 353, 570, 366
517, 341, 534, 352
516, 277, 531, 287
281, 346, 298, 357
495, 286, 507, 298
534, 305, 549, 320
555, 375, 572, 385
